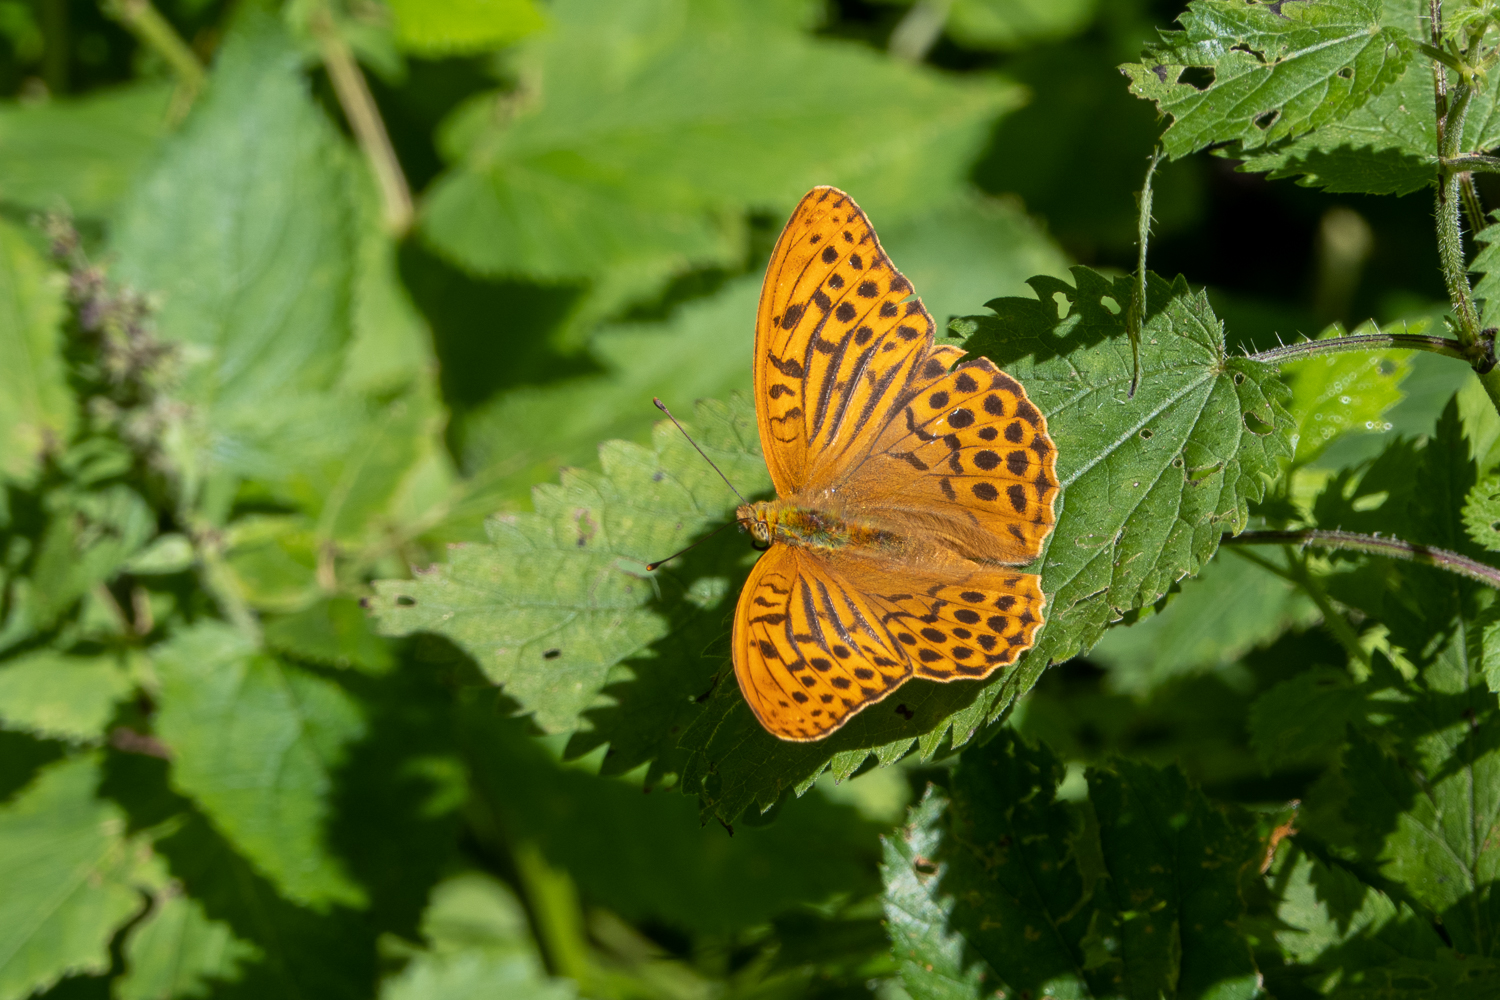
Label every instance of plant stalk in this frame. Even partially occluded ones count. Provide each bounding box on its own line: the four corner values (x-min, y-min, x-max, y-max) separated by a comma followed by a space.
100, 0, 204, 118
1226, 546, 1370, 669
1249, 332, 1472, 364
309, 10, 413, 234
1223, 529, 1500, 590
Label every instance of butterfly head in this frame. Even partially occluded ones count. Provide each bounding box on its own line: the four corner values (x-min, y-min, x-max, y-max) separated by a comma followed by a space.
736, 501, 776, 549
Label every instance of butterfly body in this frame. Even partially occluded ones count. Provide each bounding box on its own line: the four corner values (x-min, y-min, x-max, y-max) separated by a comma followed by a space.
729, 186, 1060, 742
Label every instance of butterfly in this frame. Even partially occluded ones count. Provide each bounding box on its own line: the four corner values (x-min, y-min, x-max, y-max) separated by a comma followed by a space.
730, 186, 1059, 742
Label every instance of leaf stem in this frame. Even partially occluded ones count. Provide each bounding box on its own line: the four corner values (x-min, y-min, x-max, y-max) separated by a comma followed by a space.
1226, 546, 1370, 669
309, 9, 413, 234
1249, 331, 1471, 364
1223, 529, 1500, 590
99, 0, 204, 119
1127, 147, 1162, 399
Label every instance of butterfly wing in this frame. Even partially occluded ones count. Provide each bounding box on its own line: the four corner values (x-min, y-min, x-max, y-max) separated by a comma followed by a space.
732, 545, 1046, 742
755, 186, 1057, 563
755, 186, 943, 496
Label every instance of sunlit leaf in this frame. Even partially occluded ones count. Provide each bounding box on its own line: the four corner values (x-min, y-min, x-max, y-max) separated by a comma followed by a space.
0, 217, 70, 488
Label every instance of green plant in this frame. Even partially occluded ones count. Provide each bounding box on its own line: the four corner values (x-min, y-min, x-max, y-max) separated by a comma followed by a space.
3, 1, 1500, 998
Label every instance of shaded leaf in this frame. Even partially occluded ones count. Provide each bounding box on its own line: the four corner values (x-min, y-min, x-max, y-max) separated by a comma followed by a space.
0, 650, 133, 742
1123, 0, 1414, 159
151, 622, 367, 909
116, 889, 261, 1000
1248, 665, 1373, 770
0, 754, 153, 1000
264, 598, 394, 674
1091, 549, 1317, 697
1462, 473, 1500, 554
1283, 326, 1410, 464
30, 485, 155, 628
0, 216, 71, 487
945, 0, 1097, 51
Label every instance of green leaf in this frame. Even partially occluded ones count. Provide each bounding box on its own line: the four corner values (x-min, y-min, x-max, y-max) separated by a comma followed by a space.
109, 11, 357, 481
0, 754, 153, 1000
1122, 0, 1414, 159
1463, 473, 1500, 554
116, 889, 261, 1000
0, 82, 172, 218
1248, 665, 1372, 770
881, 790, 983, 1000
1470, 213, 1500, 330
151, 621, 367, 909
1091, 549, 1318, 697
386, 0, 545, 55
264, 597, 394, 674
883, 732, 1261, 1000
30, 485, 156, 628
0, 216, 71, 488
1283, 326, 1411, 464
371, 396, 769, 733
1231, 3, 1500, 196
0, 650, 133, 743
380, 873, 575, 1000
421, 0, 1020, 286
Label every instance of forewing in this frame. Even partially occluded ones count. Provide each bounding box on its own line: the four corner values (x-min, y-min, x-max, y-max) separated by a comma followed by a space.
755, 186, 941, 495
732, 545, 912, 742
834, 357, 1059, 564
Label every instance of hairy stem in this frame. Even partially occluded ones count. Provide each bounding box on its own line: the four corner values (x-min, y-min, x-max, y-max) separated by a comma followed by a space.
309, 10, 413, 234
1128, 147, 1163, 399
1249, 332, 1471, 364
1223, 529, 1500, 590
1226, 546, 1370, 669
100, 0, 204, 118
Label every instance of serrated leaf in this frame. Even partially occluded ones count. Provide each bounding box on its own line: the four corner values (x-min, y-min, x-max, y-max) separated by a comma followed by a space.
387, 0, 545, 55
1232, 0, 1500, 196
881, 790, 983, 1000
30, 485, 156, 627
0, 650, 133, 742
0, 754, 153, 1000
1463, 473, 1500, 554
421, 0, 1019, 288
0, 82, 171, 218
1248, 665, 1373, 770
151, 622, 367, 909
116, 889, 261, 1000
264, 597, 394, 674
0, 216, 71, 488
1283, 326, 1410, 464
1123, 0, 1414, 159
1471, 213, 1500, 330
883, 732, 1260, 1000
1091, 549, 1318, 696
380, 873, 574, 1000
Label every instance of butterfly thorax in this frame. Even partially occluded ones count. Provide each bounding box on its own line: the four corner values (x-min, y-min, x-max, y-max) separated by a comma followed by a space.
736, 500, 901, 553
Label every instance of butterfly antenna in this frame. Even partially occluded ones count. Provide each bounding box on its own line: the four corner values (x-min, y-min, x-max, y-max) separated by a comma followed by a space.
653, 398, 750, 505
647, 520, 735, 571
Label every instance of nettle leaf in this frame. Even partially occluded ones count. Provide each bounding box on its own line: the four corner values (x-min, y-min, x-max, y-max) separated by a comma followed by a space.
386, 0, 545, 55
884, 732, 1261, 1000
1122, 0, 1414, 159
1472, 214, 1500, 330
421, 0, 1019, 287
1265, 844, 1500, 999
1283, 325, 1410, 464
151, 621, 367, 910
0, 216, 71, 488
1248, 665, 1374, 770
116, 889, 261, 1000
1462, 473, 1500, 554
30, 484, 156, 629
375, 268, 1291, 822
0, 81, 171, 218
0, 754, 156, 1000
1233, 0, 1500, 196
0, 650, 133, 743
1091, 548, 1317, 697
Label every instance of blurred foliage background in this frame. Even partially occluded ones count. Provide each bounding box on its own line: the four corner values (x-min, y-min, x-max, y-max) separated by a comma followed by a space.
0, 0, 1492, 998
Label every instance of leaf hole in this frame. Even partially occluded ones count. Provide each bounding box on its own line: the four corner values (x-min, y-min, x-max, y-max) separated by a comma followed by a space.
1253, 109, 1280, 131
1172, 456, 1184, 468
1244, 411, 1273, 434
543, 648, 561, 659
1139, 428, 1153, 440
1337, 66, 1353, 80
1233, 371, 1245, 385
1177, 66, 1215, 90
1100, 295, 1122, 315
396, 595, 416, 607
1052, 291, 1070, 319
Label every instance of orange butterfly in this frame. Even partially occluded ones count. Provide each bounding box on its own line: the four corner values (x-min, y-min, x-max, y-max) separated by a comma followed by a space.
731, 187, 1059, 741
